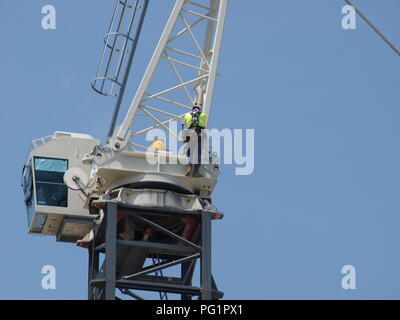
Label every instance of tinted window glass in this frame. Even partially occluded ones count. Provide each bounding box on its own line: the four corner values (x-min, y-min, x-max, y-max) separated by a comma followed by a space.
26, 201, 35, 227
22, 161, 33, 206
34, 157, 68, 207
22, 160, 36, 226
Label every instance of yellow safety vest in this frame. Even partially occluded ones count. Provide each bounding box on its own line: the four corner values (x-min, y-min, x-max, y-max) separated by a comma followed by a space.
183, 112, 207, 129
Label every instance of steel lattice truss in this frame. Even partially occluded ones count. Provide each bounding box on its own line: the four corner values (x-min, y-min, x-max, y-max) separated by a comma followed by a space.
112, 0, 228, 153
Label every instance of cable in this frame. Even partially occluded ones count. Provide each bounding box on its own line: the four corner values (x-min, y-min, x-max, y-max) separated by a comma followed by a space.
343, 0, 400, 56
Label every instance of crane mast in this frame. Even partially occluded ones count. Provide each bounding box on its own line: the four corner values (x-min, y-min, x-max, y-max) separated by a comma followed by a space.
21, 0, 228, 301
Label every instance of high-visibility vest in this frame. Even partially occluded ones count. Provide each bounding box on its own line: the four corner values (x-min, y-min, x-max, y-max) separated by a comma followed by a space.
183, 112, 207, 129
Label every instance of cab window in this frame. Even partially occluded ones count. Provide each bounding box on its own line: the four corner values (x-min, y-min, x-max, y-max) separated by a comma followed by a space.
22, 160, 35, 226
34, 157, 68, 207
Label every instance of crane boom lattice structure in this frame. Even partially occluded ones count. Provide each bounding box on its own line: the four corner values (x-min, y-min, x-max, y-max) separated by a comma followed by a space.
109, 0, 228, 152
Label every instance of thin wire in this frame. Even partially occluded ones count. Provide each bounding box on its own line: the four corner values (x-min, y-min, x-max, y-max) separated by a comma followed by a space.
343, 0, 400, 56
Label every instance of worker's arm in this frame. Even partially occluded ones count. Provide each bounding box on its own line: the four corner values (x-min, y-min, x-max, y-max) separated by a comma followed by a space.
198, 113, 207, 128
183, 113, 192, 128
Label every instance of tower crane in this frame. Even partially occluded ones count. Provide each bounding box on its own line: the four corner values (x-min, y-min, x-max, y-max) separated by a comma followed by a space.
21, 0, 228, 300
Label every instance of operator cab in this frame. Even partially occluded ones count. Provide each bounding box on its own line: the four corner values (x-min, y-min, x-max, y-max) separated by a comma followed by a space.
22, 132, 100, 242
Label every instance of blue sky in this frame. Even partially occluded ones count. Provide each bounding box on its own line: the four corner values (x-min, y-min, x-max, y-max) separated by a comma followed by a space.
0, 0, 399, 299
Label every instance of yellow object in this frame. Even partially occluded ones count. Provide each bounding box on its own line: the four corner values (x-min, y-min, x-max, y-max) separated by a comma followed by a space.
183, 112, 207, 129
150, 139, 165, 151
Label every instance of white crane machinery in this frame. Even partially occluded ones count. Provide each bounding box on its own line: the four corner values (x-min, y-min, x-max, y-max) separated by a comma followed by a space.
22, 0, 228, 300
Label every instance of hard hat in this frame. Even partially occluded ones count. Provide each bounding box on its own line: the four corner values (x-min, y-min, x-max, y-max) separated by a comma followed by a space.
150, 139, 165, 151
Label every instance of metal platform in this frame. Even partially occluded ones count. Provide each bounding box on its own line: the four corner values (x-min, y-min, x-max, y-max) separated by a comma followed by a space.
87, 201, 223, 300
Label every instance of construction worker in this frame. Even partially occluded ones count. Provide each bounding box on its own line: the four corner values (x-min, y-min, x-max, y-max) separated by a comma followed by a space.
183, 105, 207, 176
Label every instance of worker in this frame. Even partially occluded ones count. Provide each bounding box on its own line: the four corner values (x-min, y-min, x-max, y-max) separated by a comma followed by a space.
183, 105, 207, 176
